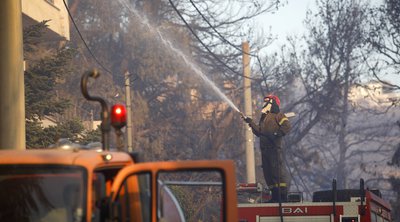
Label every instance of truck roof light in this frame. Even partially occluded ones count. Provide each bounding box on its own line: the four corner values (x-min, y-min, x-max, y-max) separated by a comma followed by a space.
111, 104, 127, 129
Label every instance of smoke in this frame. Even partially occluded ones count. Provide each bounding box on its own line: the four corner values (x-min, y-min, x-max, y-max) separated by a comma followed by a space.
365, 164, 400, 179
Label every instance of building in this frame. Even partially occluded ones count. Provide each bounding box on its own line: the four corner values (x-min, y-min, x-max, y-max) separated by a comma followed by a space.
21, 0, 71, 130
22, 0, 70, 41
349, 81, 399, 107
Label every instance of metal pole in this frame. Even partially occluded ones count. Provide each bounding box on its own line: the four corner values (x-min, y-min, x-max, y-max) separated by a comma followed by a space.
81, 70, 110, 150
332, 179, 337, 219
242, 42, 255, 183
124, 70, 133, 152
0, 0, 25, 150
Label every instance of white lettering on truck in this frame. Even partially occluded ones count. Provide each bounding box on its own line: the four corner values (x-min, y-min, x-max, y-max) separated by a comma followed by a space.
282, 207, 308, 214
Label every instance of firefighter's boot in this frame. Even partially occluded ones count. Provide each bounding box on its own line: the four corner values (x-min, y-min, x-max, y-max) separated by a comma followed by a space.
269, 187, 287, 203
268, 187, 279, 203
280, 186, 288, 202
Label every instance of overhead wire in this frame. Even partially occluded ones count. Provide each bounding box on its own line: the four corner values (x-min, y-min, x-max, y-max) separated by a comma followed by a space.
64, 0, 263, 81
62, 0, 113, 75
188, 0, 267, 79
168, 0, 261, 80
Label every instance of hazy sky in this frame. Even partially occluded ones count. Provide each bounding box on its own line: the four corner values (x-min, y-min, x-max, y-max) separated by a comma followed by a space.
256, 0, 399, 85
259, 0, 314, 47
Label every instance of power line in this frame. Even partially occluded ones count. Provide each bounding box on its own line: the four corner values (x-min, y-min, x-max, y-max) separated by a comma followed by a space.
188, 0, 267, 79
62, 0, 113, 75
188, 0, 255, 57
168, 0, 260, 80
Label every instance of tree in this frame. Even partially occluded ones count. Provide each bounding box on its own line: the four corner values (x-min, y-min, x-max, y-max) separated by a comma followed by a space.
367, 1, 400, 218
367, 0, 400, 91
24, 22, 72, 120
248, 0, 400, 198
23, 21, 90, 148
265, 1, 400, 202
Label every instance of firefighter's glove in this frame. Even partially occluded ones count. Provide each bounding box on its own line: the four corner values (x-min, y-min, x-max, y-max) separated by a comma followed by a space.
243, 116, 252, 124
240, 112, 250, 123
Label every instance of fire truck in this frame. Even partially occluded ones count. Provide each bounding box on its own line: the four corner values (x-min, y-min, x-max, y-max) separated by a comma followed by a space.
237, 179, 392, 222
0, 70, 239, 222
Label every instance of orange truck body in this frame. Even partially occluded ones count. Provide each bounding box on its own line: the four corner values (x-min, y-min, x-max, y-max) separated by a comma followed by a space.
0, 149, 238, 222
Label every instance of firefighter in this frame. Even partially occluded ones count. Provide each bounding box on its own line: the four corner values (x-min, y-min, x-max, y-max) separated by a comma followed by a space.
242, 95, 291, 202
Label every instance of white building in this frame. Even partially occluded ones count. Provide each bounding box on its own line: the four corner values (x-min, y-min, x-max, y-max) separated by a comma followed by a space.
22, 0, 70, 41
349, 81, 399, 108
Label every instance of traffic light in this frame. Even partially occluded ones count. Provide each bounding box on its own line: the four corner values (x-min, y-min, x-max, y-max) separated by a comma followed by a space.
110, 104, 127, 129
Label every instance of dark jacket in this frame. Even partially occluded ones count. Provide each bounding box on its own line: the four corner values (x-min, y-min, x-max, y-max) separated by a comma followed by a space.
248, 112, 291, 149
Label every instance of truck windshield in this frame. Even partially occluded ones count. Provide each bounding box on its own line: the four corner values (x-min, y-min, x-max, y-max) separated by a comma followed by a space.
0, 165, 87, 222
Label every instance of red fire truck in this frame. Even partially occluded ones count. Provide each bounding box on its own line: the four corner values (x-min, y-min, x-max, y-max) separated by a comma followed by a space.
237, 179, 392, 222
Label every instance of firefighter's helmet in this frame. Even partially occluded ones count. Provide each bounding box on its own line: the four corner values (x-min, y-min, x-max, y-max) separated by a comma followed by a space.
264, 95, 280, 107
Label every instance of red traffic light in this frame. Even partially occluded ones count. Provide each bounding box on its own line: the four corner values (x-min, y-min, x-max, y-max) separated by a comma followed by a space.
111, 104, 127, 129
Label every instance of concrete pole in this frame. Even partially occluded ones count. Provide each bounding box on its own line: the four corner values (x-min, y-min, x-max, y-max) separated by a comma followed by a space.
90, 110, 94, 131
0, 0, 25, 150
242, 42, 255, 183
124, 71, 133, 152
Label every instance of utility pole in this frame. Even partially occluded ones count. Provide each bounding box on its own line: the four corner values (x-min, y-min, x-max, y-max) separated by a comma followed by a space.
90, 110, 94, 131
124, 70, 133, 152
242, 41, 255, 183
0, 0, 25, 150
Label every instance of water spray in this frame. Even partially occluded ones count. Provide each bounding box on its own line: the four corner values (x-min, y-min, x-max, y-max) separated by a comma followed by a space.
118, 0, 241, 114
118, 1, 298, 120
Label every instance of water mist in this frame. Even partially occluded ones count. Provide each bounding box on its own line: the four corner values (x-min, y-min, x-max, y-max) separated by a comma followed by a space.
118, 0, 240, 113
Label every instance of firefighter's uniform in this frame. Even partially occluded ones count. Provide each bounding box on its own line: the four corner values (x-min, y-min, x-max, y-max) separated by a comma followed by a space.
243, 95, 291, 202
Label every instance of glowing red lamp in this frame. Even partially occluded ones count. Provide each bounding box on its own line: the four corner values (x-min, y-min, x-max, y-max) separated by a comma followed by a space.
110, 104, 127, 129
